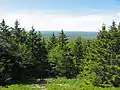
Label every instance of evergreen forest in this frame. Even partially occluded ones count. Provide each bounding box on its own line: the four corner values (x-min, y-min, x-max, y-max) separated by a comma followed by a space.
0, 19, 120, 89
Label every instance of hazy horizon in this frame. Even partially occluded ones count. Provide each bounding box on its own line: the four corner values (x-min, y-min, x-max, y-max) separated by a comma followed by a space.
39, 30, 99, 32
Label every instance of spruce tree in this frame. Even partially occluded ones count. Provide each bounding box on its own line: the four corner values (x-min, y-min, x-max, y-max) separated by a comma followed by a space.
27, 27, 49, 78
47, 32, 57, 51
0, 19, 10, 38
72, 37, 84, 74
58, 30, 68, 49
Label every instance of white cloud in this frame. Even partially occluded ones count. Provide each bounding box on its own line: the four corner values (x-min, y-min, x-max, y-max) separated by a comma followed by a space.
0, 12, 120, 32
117, 12, 120, 16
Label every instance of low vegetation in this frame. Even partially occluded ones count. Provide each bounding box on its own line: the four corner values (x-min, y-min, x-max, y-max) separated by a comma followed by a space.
0, 78, 120, 90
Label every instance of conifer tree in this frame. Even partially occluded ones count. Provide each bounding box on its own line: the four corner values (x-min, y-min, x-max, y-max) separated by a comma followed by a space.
72, 37, 84, 74
47, 32, 57, 51
27, 27, 49, 78
0, 19, 10, 38
58, 30, 68, 49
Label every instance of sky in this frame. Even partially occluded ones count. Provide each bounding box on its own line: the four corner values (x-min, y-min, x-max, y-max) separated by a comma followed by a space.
0, 0, 120, 32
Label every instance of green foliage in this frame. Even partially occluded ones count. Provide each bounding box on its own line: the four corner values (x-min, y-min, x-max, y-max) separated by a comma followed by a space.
0, 19, 120, 89
47, 32, 57, 51
1, 78, 120, 90
58, 30, 69, 49
80, 21, 120, 87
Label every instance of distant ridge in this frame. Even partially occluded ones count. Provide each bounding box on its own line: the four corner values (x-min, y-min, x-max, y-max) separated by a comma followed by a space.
40, 31, 98, 39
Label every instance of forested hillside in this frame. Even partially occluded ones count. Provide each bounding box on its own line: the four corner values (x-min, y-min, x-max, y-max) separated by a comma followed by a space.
41, 31, 98, 39
0, 19, 120, 88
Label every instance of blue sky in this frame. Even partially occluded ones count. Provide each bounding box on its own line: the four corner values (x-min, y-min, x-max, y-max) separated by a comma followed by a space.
1, 0, 119, 11
0, 0, 120, 31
